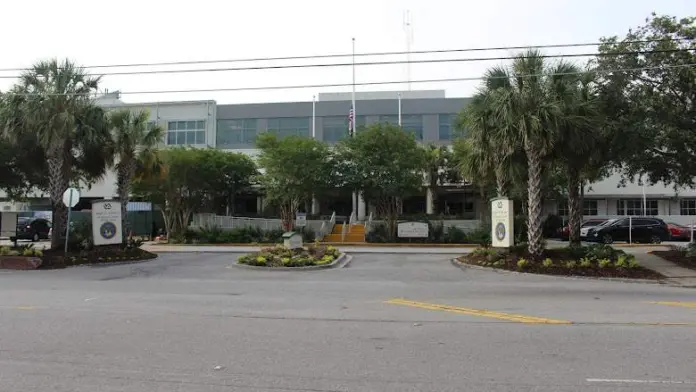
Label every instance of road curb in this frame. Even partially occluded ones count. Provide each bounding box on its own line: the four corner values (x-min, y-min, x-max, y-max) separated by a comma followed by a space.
231, 253, 351, 271
450, 258, 669, 286
149, 242, 480, 248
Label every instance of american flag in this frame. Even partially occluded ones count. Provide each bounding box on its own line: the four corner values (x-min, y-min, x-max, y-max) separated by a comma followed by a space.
347, 106, 354, 136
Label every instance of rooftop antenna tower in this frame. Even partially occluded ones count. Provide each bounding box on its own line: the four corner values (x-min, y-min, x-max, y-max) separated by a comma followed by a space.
403, 10, 414, 91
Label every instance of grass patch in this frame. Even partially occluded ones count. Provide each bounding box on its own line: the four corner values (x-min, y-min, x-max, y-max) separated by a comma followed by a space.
459, 244, 663, 280
238, 244, 340, 268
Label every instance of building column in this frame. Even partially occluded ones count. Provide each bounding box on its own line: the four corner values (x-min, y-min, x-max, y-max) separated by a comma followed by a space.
256, 196, 264, 214
358, 193, 366, 221
426, 187, 434, 215
311, 197, 320, 215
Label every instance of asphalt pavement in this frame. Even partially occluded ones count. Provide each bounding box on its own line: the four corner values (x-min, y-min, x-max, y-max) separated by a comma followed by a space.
1, 252, 695, 391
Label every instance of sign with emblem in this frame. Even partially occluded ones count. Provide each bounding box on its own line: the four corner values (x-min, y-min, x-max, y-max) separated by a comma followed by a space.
491, 198, 514, 248
398, 221, 429, 238
295, 212, 307, 227
91, 200, 123, 246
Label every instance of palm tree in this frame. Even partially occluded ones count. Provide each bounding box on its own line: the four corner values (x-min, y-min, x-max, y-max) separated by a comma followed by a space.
423, 144, 452, 215
16, 59, 111, 249
486, 50, 564, 258
110, 108, 164, 241
548, 65, 602, 247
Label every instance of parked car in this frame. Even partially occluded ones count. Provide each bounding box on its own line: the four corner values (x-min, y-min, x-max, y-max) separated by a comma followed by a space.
586, 217, 670, 244
666, 222, 691, 241
557, 218, 608, 240
10, 217, 52, 242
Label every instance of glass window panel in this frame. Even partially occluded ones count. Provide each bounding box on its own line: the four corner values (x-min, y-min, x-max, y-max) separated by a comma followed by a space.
167, 132, 177, 145
196, 131, 206, 144
197, 120, 205, 129
186, 131, 196, 144
168, 121, 177, 130
176, 121, 186, 130
681, 199, 696, 215
323, 116, 349, 142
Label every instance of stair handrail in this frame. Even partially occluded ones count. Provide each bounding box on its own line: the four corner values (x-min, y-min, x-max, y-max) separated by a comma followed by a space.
348, 211, 356, 233
365, 211, 373, 233
341, 216, 349, 242
318, 211, 336, 241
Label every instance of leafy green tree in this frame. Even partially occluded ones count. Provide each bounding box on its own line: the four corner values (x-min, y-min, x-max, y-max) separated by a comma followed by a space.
132, 148, 206, 238
2, 60, 112, 249
422, 144, 460, 214
109, 108, 164, 240
256, 134, 334, 230
595, 13, 696, 187
193, 149, 258, 215
335, 123, 426, 239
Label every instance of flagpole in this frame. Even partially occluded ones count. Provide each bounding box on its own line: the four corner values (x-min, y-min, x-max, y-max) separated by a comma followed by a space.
351, 38, 358, 218
312, 95, 316, 139
397, 93, 402, 126
351, 37, 356, 130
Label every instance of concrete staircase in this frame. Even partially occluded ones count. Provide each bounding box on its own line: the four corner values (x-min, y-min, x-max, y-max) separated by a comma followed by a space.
322, 223, 366, 243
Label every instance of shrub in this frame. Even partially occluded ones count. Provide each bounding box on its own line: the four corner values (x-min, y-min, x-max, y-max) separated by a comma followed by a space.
687, 242, 696, 257
22, 248, 34, 257
366, 223, 389, 243
598, 258, 612, 268
466, 226, 491, 247
444, 225, 467, 244
615, 254, 629, 268
565, 260, 577, 269
585, 244, 621, 261
472, 247, 498, 257
516, 257, 529, 270
579, 257, 592, 268
237, 244, 340, 267
429, 222, 445, 243
542, 258, 553, 268
0, 246, 9, 256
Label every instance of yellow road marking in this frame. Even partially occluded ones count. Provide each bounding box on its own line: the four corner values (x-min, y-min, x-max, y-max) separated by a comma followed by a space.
385, 298, 572, 325
14, 306, 36, 310
649, 301, 696, 309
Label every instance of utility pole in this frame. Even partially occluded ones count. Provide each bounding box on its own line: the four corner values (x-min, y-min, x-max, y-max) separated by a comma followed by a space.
403, 10, 414, 91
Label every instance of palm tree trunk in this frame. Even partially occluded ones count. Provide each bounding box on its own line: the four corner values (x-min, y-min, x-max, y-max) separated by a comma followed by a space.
494, 165, 508, 197
47, 153, 68, 250
525, 144, 544, 259
117, 162, 135, 243
566, 167, 582, 247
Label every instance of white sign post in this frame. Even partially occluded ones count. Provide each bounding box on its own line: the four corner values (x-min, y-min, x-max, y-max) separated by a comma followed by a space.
491, 198, 514, 248
398, 221, 429, 238
295, 212, 307, 227
62, 188, 80, 253
91, 200, 123, 246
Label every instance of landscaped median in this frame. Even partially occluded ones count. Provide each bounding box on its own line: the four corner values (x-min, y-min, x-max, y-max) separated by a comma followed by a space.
650, 244, 696, 271
456, 244, 663, 280
0, 242, 157, 270
236, 244, 347, 270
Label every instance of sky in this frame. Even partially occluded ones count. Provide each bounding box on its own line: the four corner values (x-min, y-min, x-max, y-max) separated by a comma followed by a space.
0, 0, 692, 105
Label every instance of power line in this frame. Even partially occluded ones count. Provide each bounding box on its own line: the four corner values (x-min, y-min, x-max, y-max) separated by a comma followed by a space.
0, 38, 692, 73
0, 48, 692, 80
5, 63, 695, 97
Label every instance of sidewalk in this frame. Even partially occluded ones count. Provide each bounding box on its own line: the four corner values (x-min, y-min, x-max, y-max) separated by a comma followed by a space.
141, 244, 474, 254
632, 252, 696, 288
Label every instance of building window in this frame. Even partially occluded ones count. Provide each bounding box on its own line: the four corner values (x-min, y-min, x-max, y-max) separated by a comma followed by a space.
266, 117, 310, 138
617, 199, 658, 216
439, 114, 462, 140
166, 120, 206, 145
217, 119, 257, 146
680, 199, 696, 215
323, 116, 349, 142
583, 200, 598, 216
379, 115, 423, 140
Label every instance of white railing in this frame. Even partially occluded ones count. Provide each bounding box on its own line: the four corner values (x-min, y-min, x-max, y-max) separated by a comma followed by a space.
341, 212, 352, 241
317, 211, 336, 240
348, 211, 356, 233
191, 213, 283, 231
365, 211, 373, 232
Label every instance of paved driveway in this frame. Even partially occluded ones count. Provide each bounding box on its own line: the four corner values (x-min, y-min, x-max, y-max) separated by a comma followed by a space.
1, 252, 695, 391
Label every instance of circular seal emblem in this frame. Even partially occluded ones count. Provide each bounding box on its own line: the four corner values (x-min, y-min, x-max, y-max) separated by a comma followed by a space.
495, 222, 506, 241
99, 222, 117, 239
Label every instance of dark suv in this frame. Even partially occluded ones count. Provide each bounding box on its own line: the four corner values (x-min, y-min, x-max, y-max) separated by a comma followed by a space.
586, 217, 669, 244
11, 217, 51, 242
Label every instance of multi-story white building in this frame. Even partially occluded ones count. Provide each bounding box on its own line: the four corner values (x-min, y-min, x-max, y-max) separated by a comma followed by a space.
3, 89, 696, 225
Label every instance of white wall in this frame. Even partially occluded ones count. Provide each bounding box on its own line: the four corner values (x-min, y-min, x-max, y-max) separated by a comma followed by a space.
585, 172, 696, 197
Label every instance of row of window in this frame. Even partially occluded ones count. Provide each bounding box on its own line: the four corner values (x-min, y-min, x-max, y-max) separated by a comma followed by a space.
557, 199, 696, 216
213, 114, 461, 146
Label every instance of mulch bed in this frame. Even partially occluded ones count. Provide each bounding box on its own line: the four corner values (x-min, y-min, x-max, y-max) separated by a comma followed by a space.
39, 246, 157, 269
651, 250, 696, 271
459, 248, 663, 280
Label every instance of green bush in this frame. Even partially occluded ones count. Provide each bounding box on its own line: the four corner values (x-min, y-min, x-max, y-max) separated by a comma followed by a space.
517, 258, 530, 270
185, 226, 285, 244
686, 242, 696, 257
238, 244, 340, 267
542, 258, 553, 268
444, 226, 467, 244
429, 222, 445, 243
466, 226, 491, 247
366, 223, 390, 243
